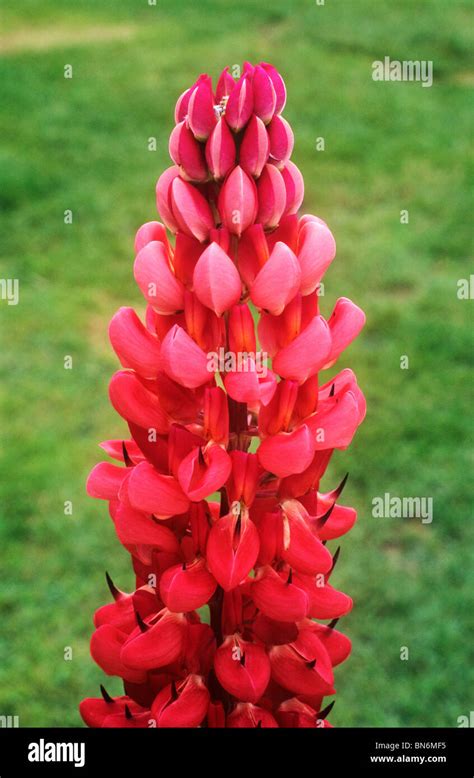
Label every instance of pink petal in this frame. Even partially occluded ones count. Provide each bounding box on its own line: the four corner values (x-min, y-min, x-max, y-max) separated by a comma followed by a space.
187, 74, 217, 141
268, 115, 294, 167
193, 242, 242, 316
169, 121, 208, 182
256, 164, 287, 230
178, 444, 232, 501
297, 219, 336, 295
205, 119, 236, 180
252, 65, 277, 124
282, 161, 304, 215
171, 177, 215, 243
250, 241, 301, 315
239, 114, 269, 178
109, 370, 169, 433
273, 315, 332, 382
257, 423, 315, 477
225, 74, 253, 132
160, 325, 212, 388
109, 307, 162, 379
260, 62, 286, 113
134, 241, 184, 314
324, 297, 366, 366
218, 166, 257, 237
86, 462, 128, 500
156, 166, 180, 233
134, 221, 169, 254
127, 461, 190, 518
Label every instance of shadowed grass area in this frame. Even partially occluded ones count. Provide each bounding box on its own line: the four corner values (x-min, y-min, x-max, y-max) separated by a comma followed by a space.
0, 0, 472, 726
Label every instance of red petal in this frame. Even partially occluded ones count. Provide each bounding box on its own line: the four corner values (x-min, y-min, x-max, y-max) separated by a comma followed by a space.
206, 510, 260, 591
214, 635, 271, 703
127, 462, 190, 518
121, 609, 187, 671
251, 566, 310, 622
159, 558, 217, 612
178, 444, 232, 501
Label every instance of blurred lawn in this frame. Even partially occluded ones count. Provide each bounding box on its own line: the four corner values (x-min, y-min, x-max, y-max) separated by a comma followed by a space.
0, 0, 473, 727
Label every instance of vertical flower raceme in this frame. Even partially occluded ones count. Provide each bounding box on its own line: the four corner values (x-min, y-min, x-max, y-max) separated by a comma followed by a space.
80, 62, 366, 729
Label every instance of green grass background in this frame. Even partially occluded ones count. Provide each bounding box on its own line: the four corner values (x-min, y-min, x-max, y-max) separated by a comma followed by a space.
0, 0, 472, 727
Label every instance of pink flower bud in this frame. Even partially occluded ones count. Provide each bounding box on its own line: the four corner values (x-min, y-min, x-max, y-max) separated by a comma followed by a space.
170, 177, 215, 242
169, 121, 208, 182
256, 163, 286, 229
187, 74, 217, 141
205, 118, 236, 180
225, 73, 253, 132
297, 217, 336, 295
217, 165, 257, 236
193, 242, 242, 316
252, 64, 277, 124
216, 66, 235, 102
174, 82, 197, 123
268, 115, 294, 167
239, 114, 269, 178
134, 240, 184, 313
260, 62, 287, 113
281, 160, 304, 214
156, 166, 180, 233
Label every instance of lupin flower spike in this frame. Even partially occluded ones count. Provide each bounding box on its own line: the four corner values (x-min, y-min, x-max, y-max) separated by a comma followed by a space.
81, 62, 365, 729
